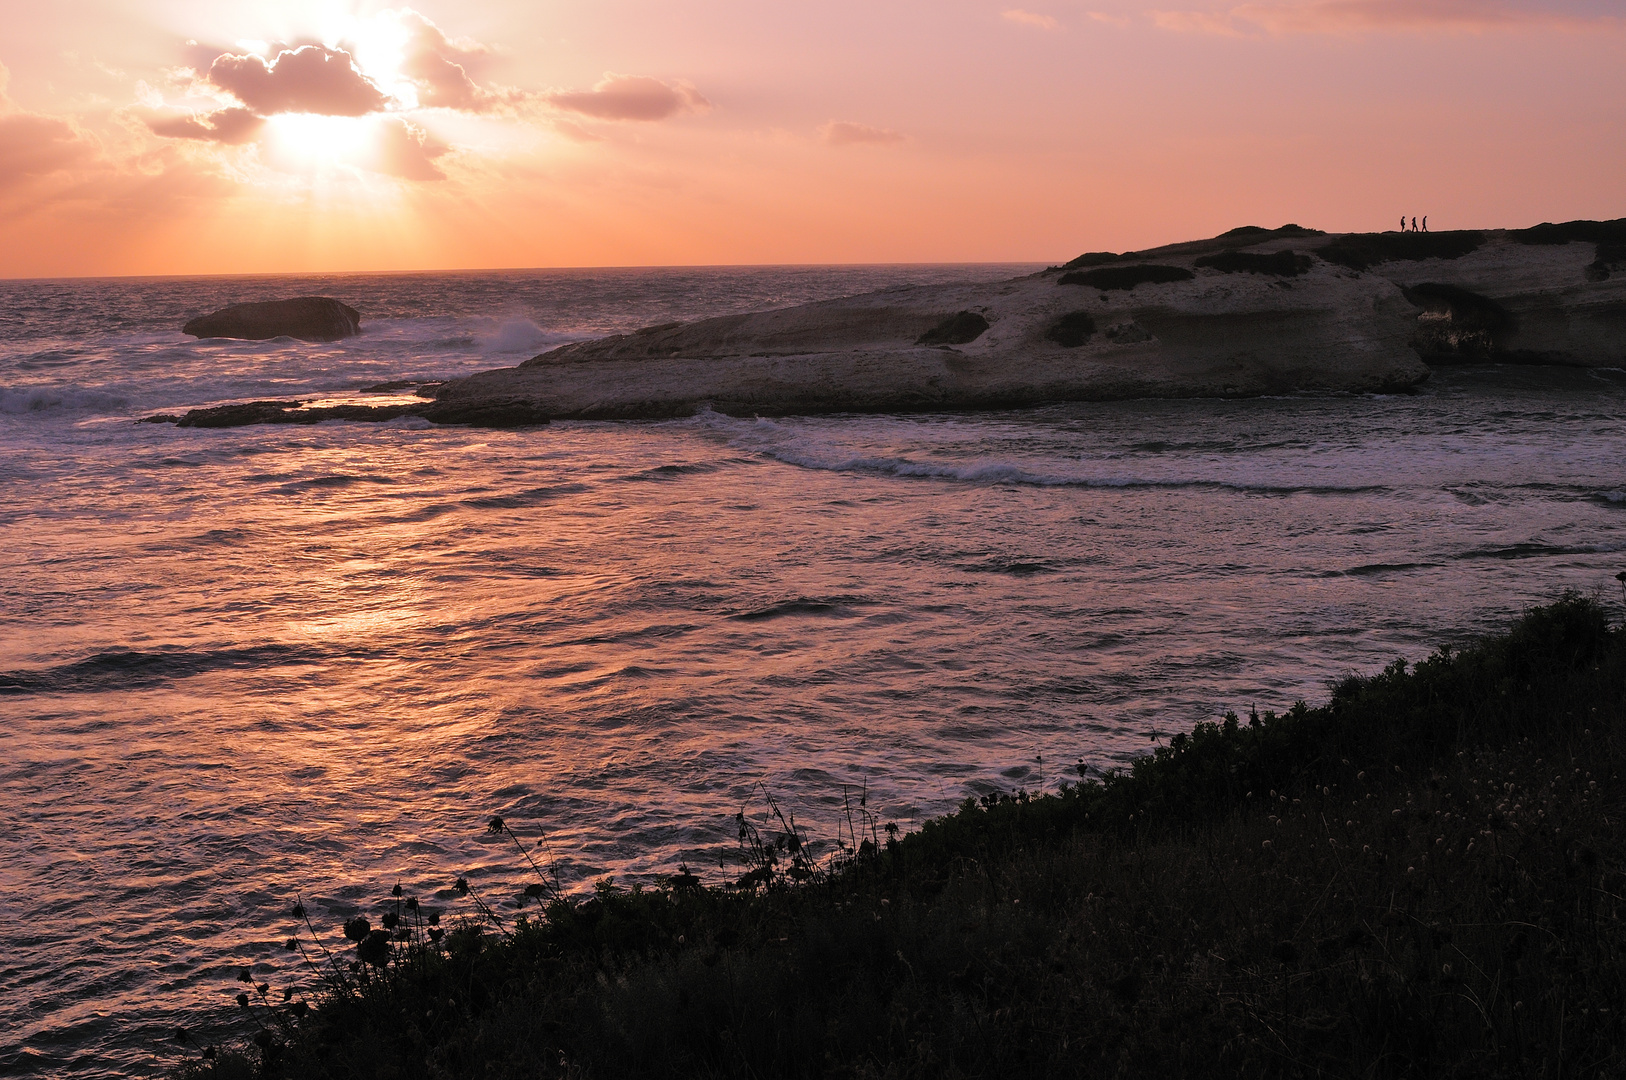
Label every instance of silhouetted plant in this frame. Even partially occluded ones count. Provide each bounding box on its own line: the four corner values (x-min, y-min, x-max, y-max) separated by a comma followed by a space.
1058, 264, 1194, 290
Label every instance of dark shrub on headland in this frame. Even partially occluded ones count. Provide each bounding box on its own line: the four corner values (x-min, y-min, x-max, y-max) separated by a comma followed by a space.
1058, 264, 1195, 290
1219, 223, 1323, 240
1060, 250, 1125, 271
1316, 230, 1486, 271
1193, 249, 1313, 277
1045, 311, 1096, 347
1509, 218, 1626, 247
179, 597, 1626, 1080
1509, 219, 1626, 280
915, 311, 990, 346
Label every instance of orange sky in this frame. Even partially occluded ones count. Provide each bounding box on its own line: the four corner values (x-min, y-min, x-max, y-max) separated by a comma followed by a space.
2, 0, 1623, 277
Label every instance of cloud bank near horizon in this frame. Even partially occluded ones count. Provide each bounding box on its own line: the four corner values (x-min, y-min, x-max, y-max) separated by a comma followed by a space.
1150, 0, 1621, 36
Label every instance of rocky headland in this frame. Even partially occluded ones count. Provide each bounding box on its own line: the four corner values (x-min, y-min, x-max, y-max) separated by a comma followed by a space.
183, 297, 362, 342
150, 219, 1625, 428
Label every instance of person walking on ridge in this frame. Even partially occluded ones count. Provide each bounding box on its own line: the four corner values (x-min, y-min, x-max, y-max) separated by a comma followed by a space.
1411, 217, 1418, 232
1423, 216, 1428, 232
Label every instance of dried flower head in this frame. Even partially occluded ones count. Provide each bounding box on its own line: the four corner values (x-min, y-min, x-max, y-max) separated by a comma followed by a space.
487, 816, 505, 835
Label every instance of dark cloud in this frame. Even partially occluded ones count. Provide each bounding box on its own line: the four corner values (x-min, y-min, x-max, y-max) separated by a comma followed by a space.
820, 121, 905, 146
209, 46, 389, 116
146, 107, 264, 144
547, 73, 709, 122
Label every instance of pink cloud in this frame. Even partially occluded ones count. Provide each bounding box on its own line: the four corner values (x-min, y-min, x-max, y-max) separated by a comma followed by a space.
209, 46, 389, 116
0, 113, 99, 189
820, 121, 906, 146
1153, 0, 1617, 36
146, 106, 263, 144
1004, 9, 1062, 30
365, 117, 449, 180
390, 9, 508, 112
546, 73, 710, 122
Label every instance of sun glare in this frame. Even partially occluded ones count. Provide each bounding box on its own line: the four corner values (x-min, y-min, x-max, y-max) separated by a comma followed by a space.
265, 112, 372, 168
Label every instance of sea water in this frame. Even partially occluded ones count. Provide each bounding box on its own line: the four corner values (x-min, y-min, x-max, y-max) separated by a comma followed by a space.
2, 265, 1624, 1076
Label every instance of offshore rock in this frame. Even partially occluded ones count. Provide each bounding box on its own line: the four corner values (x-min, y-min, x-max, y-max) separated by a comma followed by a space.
183, 297, 361, 342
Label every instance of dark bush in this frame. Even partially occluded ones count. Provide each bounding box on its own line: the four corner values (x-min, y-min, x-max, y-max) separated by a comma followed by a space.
1045, 311, 1096, 348
1316, 230, 1486, 271
1508, 218, 1626, 246
915, 311, 990, 346
1218, 224, 1323, 239
1058, 264, 1194, 290
1060, 250, 1125, 271
1194, 249, 1313, 277
182, 598, 1626, 1080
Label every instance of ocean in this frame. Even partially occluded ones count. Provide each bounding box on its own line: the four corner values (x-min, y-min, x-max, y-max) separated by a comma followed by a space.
2, 264, 1624, 1076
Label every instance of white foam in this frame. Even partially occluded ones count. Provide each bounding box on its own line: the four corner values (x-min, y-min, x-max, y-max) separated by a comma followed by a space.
0, 385, 130, 415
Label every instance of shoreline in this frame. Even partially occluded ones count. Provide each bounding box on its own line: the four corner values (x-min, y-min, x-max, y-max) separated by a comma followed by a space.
142, 218, 1626, 429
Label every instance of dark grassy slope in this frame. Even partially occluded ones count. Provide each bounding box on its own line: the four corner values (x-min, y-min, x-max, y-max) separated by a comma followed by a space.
180, 597, 1626, 1080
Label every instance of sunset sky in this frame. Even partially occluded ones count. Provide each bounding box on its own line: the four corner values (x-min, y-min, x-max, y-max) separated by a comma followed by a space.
2, 0, 1622, 277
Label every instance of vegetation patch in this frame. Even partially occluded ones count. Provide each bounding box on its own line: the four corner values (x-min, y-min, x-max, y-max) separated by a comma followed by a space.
1508, 218, 1626, 247
1060, 250, 1126, 271
1218, 224, 1323, 240
1058, 264, 1195, 290
915, 311, 990, 346
1193, 249, 1313, 277
174, 596, 1626, 1080
1508, 219, 1626, 280
1316, 230, 1486, 271
1045, 311, 1096, 348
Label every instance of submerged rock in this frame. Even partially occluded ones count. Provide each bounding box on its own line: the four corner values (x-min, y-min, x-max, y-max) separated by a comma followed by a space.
183, 297, 361, 342
138, 397, 550, 429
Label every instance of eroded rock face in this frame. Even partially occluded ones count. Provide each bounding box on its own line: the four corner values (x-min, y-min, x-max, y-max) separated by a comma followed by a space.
428, 234, 1429, 422
1360, 229, 1626, 367
183, 297, 362, 342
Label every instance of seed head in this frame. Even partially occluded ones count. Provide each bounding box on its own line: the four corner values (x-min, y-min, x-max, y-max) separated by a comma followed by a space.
487, 816, 505, 835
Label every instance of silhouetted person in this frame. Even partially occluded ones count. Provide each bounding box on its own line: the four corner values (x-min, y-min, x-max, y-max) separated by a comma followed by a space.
1412, 217, 1418, 232
1423, 216, 1428, 232
1401, 216, 1407, 232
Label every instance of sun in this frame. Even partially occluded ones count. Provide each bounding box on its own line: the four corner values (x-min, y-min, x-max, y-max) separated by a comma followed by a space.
344, 13, 420, 109
264, 112, 374, 169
